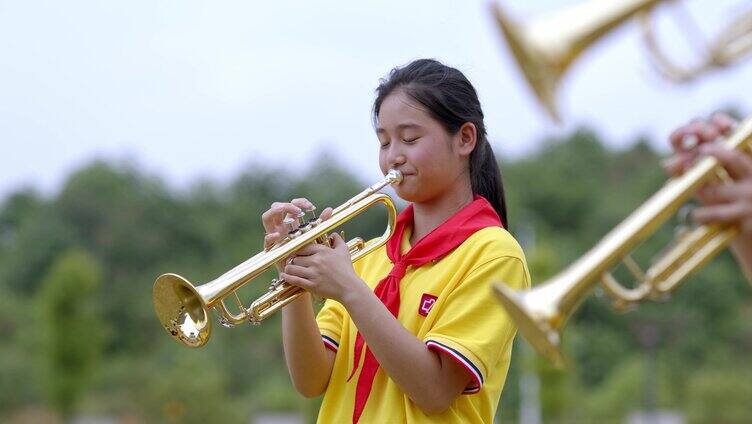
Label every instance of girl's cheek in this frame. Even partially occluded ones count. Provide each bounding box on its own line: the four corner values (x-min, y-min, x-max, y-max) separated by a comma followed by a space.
409, 149, 434, 172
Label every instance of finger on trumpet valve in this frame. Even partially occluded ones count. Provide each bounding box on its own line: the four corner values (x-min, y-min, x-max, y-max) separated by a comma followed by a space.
304, 206, 317, 224
285, 215, 307, 239
283, 217, 297, 234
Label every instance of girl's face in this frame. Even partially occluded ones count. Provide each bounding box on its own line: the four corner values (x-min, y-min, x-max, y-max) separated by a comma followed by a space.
376, 89, 474, 203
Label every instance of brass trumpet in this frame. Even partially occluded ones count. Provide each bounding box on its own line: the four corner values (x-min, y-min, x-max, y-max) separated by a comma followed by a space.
491, 0, 752, 121
153, 170, 403, 347
493, 117, 752, 366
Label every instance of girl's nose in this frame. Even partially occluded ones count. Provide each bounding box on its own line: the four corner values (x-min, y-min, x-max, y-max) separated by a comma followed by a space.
386, 145, 406, 169
390, 154, 406, 170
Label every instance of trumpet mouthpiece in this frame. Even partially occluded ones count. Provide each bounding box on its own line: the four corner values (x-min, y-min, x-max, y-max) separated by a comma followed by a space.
387, 169, 403, 184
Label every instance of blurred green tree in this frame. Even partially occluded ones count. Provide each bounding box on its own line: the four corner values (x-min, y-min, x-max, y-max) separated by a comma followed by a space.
35, 249, 105, 420
684, 366, 752, 423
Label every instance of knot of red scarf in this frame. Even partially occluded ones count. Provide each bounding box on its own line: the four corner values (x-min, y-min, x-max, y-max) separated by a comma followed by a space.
387, 262, 408, 279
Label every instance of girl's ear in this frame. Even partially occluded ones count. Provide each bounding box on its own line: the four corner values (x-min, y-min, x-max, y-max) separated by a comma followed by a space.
456, 122, 477, 156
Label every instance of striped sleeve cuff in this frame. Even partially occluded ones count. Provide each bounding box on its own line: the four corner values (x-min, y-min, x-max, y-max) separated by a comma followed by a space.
425, 339, 484, 394
322, 334, 339, 352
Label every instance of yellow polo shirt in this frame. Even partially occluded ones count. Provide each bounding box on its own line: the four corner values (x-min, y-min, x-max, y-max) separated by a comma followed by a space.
316, 225, 530, 423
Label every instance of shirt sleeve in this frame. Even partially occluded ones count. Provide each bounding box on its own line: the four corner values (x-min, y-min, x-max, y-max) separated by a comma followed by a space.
423, 255, 530, 394
316, 298, 346, 352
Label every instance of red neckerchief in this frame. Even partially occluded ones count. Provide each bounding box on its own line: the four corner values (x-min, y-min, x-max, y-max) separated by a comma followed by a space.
348, 195, 503, 423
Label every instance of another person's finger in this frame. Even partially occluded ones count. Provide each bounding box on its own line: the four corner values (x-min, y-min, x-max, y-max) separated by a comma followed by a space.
697, 182, 752, 205
700, 145, 752, 180
710, 112, 737, 136
662, 153, 693, 177
669, 124, 696, 153
699, 121, 720, 144
692, 202, 752, 225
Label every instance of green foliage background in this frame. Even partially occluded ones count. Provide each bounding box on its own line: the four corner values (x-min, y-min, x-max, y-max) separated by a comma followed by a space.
1, 128, 750, 423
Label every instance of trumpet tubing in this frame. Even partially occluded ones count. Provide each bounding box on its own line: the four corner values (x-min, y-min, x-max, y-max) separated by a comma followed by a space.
640, 6, 752, 82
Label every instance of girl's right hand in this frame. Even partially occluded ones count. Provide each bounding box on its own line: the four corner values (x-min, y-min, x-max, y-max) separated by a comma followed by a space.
262, 198, 312, 250
261, 197, 334, 251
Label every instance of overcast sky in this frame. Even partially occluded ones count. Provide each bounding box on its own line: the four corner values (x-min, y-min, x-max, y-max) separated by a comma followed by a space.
1, 0, 751, 199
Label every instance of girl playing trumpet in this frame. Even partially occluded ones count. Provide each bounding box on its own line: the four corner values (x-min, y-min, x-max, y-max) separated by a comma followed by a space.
262, 59, 530, 423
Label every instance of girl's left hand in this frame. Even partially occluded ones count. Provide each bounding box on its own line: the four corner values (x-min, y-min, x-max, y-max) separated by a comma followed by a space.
280, 233, 364, 302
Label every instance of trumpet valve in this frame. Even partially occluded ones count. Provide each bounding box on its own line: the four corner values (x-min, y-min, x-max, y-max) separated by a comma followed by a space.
268, 277, 283, 290
304, 206, 317, 223
283, 216, 300, 234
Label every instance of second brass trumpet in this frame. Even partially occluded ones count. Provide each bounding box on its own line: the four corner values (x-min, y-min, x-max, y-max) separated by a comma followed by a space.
493, 117, 752, 366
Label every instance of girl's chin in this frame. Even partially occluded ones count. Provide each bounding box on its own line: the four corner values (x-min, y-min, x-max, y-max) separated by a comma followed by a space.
393, 187, 416, 202
393, 185, 427, 204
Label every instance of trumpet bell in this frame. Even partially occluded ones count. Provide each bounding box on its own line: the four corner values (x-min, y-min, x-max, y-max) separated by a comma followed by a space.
491, 0, 668, 121
493, 282, 565, 366
491, 3, 561, 122
153, 273, 211, 347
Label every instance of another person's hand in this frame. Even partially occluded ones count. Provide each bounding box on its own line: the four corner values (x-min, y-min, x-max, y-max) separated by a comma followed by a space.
663, 113, 752, 235
691, 144, 752, 234
664, 113, 737, 176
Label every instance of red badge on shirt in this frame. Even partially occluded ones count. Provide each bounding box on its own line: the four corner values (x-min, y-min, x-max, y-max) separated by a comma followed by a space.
418, 293, 438, 316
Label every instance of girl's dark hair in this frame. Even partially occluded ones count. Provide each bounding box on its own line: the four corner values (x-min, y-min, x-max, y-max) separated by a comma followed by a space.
373, 58, 508, 228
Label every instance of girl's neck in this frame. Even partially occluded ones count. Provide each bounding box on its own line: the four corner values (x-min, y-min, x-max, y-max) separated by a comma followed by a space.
409, 174, 474, 246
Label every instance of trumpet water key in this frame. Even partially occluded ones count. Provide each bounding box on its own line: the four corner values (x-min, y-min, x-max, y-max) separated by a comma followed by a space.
153, 170, 403, 347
